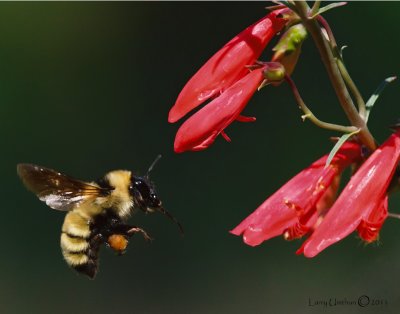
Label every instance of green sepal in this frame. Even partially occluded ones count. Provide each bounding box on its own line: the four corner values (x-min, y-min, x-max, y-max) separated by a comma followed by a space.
325, 129, 360, 168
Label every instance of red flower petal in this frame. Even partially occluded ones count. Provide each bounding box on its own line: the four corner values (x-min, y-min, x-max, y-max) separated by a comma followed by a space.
168, 9, 288, 123
357, 195, 388, 243
230, 142, 362, 246
173, 68, 264, 153
284, 174, 342, 241
300, 131, 400, 258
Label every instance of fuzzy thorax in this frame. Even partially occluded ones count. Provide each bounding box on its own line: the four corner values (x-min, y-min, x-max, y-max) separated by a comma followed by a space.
103, 170, 134, 219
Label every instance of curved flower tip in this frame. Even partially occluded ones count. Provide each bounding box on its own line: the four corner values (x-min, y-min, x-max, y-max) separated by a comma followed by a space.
174, 68, 264, 153
168, 9, 288, 123
231, 142, 362, 245
300, 131, 400, 258
357, 196, 388, 243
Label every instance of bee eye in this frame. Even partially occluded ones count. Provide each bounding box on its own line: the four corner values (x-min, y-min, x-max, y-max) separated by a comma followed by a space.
150, 193, 161, 206
132, 179, 144, 190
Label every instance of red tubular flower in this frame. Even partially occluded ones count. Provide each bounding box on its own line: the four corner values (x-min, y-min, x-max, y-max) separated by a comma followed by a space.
298, 131, 400, 258
168, 9, 288, 123
230, 142, 363, 246
357, 195, 388, 243
174, 68, 264, 153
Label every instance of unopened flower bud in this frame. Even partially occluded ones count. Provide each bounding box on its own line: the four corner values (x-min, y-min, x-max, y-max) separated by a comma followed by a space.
260, 62, 286, 88
272, 24, 307, 77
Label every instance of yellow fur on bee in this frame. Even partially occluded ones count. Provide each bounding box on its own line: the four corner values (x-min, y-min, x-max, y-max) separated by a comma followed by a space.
62, 212, 91, 238
105, 170, 133, 219
63, 252, 89, 266
61, 233, 89, 252
75, 203, 105, 219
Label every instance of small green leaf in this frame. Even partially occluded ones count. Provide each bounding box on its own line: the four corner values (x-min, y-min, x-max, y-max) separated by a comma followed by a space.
365, 76, 397, 121
311, 2, 347, 19
325, 129, 360, 168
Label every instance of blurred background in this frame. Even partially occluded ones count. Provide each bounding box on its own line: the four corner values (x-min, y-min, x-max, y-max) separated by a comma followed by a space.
1, 2, 400, 314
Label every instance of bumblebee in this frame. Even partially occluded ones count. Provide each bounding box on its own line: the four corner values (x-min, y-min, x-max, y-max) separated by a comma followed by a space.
17, 157, 183, 279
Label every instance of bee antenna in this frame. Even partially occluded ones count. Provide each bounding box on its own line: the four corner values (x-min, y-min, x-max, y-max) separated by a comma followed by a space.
160, 206, 184, 236
146, 154, 162, 178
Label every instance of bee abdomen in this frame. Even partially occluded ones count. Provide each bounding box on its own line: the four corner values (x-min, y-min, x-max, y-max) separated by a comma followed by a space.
61, 233, 89, 252
62, 251, 89, 266
62, 211, 91, 238
60, 232, 99, 279
73, 260, 98, 279
61, 212, 100, 279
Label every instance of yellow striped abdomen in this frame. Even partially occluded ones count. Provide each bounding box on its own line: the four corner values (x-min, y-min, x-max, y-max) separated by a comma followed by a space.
61, 211, 98, 278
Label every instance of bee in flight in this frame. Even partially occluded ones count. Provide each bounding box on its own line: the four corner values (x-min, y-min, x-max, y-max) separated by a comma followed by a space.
17, 156, 183, 279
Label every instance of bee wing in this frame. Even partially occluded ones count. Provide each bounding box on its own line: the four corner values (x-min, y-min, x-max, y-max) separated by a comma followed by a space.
17, 163, 110, 211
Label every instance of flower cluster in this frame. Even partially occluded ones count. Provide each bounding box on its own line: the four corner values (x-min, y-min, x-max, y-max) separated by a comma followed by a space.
169, 5, 400, 257
169, 9, 290, 153
232, 130, 400, 257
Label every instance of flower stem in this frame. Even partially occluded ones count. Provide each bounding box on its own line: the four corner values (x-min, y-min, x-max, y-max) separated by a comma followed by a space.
310, 0, 322, 16
293, 1, 377, 151
388, 213, 400, 220
285, 75, 358, 134
317, 15, 367, 119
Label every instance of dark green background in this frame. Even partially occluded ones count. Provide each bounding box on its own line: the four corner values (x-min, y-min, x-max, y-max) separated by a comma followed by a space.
1, 2, 399, 314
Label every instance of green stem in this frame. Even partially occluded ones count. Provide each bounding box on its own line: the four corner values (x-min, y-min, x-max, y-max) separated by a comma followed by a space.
388, 213, 400, 220
317, 15, 367, 119
285, 76, 358, 134
310, 0, 322, 16
336, 60, 367, 119
293, 1, 377, 151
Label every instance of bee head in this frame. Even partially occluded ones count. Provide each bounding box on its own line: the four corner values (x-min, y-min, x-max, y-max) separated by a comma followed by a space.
130, 176, 162, 211
129, 155, 184, 235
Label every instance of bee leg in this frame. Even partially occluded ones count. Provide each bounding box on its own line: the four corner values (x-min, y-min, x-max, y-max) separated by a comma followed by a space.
126, 226, 153, 242
106, 221, 153, 242
89, 233, 105, 250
